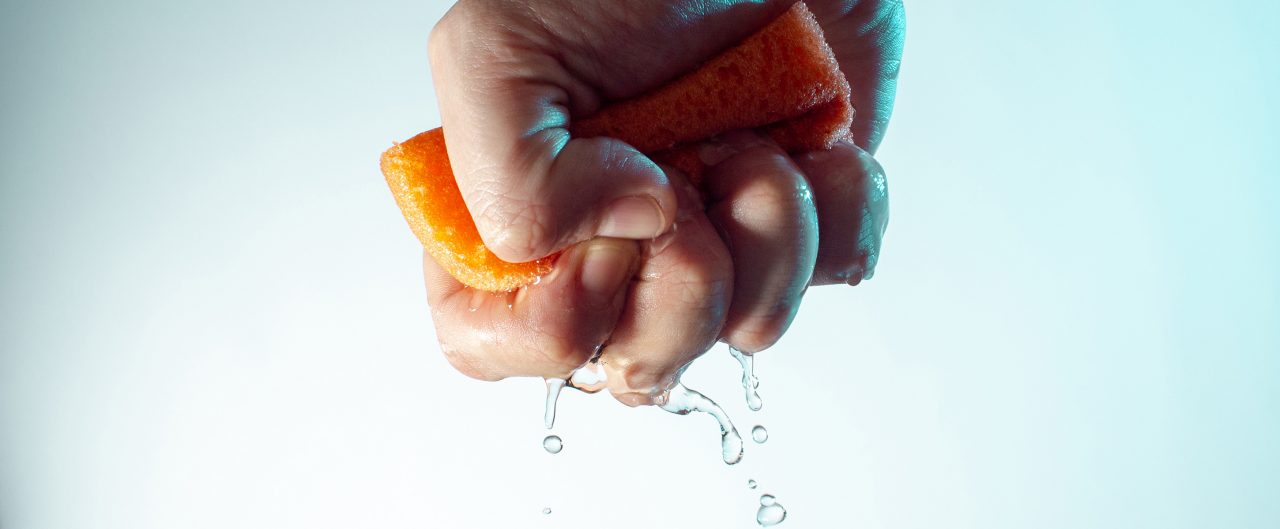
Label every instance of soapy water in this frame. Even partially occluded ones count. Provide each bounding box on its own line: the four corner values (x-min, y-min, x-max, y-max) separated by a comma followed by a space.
656, 382, 744, 465
757, 494, 787, 526
752, 425, 768, 444
730, 347, 763, 411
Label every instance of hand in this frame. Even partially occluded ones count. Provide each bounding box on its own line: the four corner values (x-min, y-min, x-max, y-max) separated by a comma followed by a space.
421, 0, 902, 404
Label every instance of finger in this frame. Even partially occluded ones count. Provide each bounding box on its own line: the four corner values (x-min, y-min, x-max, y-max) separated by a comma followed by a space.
703, 131, 819, 353
809, 0, 907, 152
597, 181, 734, 406
426, 1, 798, 262
428, 6, 676, 262
793, 140, 890, 286
422, 237, 640, 381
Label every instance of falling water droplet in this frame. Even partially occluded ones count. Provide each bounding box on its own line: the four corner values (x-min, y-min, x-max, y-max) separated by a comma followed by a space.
730, 347, 763, 411
542, 507, 551, 515
748, 479, 758, 489
543, 435, 563, 454
752, 425, 769, 444
757, 494, 787, 526
544, 378, 565, 429
656, 383, 743, 465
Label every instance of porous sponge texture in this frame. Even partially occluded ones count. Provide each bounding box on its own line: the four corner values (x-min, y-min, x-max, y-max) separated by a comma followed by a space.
572, 1, 852, 178
381, 128, 555, 292
382, 2, 850, 292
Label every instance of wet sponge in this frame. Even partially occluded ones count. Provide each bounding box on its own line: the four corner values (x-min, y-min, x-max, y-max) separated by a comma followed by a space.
571, 2, 852, 179
382, 1, 850, 292
381, 128, 556, 292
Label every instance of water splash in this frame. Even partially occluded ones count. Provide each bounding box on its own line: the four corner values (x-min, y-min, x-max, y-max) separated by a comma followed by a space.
748, 479, 758, 489
542, 507, 551, 515
730, 347, 763, 411
656, 382, 743, 465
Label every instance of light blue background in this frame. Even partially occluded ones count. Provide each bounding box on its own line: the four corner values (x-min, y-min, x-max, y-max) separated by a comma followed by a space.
2, 1, 1277, 528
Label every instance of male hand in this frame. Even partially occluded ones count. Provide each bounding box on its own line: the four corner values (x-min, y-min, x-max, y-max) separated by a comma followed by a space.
421, 0, 903, 404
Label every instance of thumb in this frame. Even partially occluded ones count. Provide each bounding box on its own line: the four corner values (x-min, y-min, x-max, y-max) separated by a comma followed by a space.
426, 0, 797, 263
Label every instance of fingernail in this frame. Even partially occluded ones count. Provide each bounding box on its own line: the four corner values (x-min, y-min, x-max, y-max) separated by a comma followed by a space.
598, 195, 665, 239
579, 242, 633, 302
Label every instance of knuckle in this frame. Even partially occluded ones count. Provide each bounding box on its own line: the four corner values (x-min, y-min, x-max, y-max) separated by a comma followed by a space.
728, 327, 782, 354
428, 3, 465, 58
598, 139, 652, 175
729, 158, 812, 222
727, 309, 794, 353
672, 275, 729, 310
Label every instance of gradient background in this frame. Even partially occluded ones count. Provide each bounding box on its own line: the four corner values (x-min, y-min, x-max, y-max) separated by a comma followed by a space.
2, 1, 1277, 528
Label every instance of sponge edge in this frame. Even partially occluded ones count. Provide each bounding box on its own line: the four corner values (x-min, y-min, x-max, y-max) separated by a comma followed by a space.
383, 1, 851, 292
381, 128, 555, 292
571, 1, 851, 181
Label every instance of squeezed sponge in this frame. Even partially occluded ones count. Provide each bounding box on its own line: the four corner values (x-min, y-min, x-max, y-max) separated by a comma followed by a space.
571, 2, 851, 179
382, 128, 556, 292
382, 1, 851, 292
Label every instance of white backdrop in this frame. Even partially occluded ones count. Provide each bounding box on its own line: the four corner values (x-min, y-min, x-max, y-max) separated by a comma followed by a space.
2, 1, 1277, 528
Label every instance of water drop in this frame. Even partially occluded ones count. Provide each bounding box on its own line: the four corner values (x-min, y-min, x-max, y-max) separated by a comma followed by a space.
657, 383, 743, 465
568, 359, 607, 393
752, 425, 768, 444
748, 479, 758, 489
543, 435, 563, 454
544, 378, 565, 429
542, 507, 551, 515
730, 347, 763, 411
757, 494, 787, 526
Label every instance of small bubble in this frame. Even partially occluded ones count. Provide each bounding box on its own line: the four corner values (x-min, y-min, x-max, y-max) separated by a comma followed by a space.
542, 507, 551, 515
752, 425, 768, 444
543, 435, 563, 454
748, 479, 758, 489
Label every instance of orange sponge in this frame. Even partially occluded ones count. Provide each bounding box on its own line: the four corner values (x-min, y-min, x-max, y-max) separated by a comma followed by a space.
383, 1, 850, 292
382, 128, 556, 292
571, 2, 851, 180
